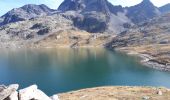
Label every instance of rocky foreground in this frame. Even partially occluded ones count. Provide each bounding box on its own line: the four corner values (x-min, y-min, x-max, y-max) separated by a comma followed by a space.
1, 84, 170, 100
0, 84, 59, 100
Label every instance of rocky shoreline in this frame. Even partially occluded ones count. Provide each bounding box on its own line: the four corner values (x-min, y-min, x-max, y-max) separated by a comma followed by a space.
139, 54, 170, 71
115, 48, 170, 72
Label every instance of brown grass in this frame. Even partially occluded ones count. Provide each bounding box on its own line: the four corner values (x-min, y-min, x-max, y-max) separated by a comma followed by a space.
58, 86, 170, 100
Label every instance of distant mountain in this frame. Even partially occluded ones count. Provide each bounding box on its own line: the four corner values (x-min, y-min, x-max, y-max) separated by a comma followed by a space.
159, 4, 170, 14
1, 0, 170, 48
1, 0, 170, 36
109, 12, 170, 47
0, 4, 56, 25
58, 0, 108, 14
127, 0, 161, 23
58, 0, 131, 33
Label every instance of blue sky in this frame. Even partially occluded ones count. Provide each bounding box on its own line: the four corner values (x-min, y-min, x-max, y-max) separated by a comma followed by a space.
0, 0, 170, 16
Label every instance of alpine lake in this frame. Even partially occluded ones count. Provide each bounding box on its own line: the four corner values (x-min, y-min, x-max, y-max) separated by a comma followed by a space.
0, 48, 170, 95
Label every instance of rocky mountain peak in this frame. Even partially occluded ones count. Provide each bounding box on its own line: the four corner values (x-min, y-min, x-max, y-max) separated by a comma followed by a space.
20, 4, 54, 14
142, 0, 152, 3
0, 4, 56, 25
140, 0, 155, 7
159, 3, 170, 14
126, 0, 160, 23
58, 0, 111, 14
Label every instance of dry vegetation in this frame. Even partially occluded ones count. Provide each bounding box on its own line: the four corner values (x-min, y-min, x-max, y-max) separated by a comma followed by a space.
58, 86, 170, 100
117, 44, 170, 65
30, 30, 114, 48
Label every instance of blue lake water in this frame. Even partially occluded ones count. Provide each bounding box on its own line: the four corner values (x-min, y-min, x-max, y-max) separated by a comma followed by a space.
0, 48, 170, 95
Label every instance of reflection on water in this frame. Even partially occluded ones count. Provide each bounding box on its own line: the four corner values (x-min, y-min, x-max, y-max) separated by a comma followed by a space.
0, 48, 170, 95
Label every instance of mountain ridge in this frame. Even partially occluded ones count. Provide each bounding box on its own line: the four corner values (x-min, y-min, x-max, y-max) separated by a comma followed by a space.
0, 4, 57, 25
1, 0, 170, 28
0, 0, 170, 49
159, 3, 170, 14
126, 0, 161, 23
58, 0, 132, 33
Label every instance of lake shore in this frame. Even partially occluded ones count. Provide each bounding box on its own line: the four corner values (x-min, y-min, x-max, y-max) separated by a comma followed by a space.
1, 44, 170, 72
114, 45, 170, 71
1, 84, 170, 100
58, 86, 170, 100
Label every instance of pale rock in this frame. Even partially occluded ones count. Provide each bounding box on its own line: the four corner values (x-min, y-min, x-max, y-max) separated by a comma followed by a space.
35, 89, 52, 100
8, 84, 19, 91
19, 85, 51, 100
8, 91, 18, 100
51, 94, 60, 100
157, 90, 163, 95
142, 96, 150, 100
0, 84, 19, 100
19, 85, 38, 100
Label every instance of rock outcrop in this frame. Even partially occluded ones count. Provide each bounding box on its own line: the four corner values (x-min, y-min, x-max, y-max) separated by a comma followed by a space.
51, 94, 60, 100
19, 85, 51, 100
0, 84, 60, 100
8, 91, 18, 100
0, 84, 19, 100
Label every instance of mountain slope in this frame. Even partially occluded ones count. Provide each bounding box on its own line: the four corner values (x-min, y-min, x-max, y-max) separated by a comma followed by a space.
108, 13, 170, 70
159, 4, 170, 14
126, 0, 160, 23
110, 13, 170, 47
0, 4, 56, 25
0, 13, 113, 48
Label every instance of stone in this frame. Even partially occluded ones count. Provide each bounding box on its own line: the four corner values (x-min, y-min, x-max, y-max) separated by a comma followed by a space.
19, 85, 38, 100
8, 91, 18, 100
157, 90, 163, 95
142, 96, 150, 100
0, 84, 19, 100
19, 85, 51, 100
51, 94, 60, 100
0, 85, 7, 92
8, 84, 19, 91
